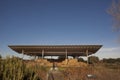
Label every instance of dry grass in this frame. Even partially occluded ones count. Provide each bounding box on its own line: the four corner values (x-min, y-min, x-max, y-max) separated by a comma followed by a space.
21, 60, 120, 80
0, 56, 120, 80
61, 64, 120, 80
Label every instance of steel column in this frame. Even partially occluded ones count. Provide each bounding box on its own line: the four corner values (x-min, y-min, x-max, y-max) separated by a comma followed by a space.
86, 49, 89, 64
65, 49, 68, 64
42, 49, 44, 59
65, 49, 68, 59
22, 49, 24, 59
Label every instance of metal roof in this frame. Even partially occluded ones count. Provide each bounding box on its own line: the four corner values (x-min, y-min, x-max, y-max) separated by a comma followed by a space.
8, 45, 102, 56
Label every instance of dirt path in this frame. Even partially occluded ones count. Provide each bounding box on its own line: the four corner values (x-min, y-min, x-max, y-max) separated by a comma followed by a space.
47, 70, 64, 80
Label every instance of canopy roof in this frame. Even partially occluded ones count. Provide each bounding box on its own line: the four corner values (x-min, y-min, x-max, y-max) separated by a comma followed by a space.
8, 45, 102, 56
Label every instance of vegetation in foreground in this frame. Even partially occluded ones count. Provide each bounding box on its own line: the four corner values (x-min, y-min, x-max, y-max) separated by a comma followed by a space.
0, 55, 120, 80
0, 56, 41, 80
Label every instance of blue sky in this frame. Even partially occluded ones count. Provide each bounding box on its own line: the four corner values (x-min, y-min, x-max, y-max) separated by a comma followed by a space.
0, 0, 120, 59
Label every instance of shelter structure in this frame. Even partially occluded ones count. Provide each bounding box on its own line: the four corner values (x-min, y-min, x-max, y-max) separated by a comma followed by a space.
9, 45, 102, 66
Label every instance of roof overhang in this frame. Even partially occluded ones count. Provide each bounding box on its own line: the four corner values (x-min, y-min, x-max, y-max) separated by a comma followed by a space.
8, 45, 102, 56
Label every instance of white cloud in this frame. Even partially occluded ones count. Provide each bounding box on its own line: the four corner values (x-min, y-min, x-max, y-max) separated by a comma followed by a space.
95, 47, 120, 59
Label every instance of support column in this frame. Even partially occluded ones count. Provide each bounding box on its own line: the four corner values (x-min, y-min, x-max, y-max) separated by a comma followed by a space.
65, 49, 68, 59
86, 49, 89, 64
34, 56, 37, 60
65, 49, 68, 64
42, 49, 44, 59
22, 49, 24, 59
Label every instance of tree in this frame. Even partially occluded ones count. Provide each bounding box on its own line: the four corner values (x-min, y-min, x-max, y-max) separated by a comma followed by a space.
116, 58, 120, 62
102, 58, 120, 63
58, 56, 66, 61
108, 0, 120, 41
78, 57, 85, 62
108, 0, 120, 30
0, 54, 1, 59
88, 56, 99, 64
103, 58, 115, 63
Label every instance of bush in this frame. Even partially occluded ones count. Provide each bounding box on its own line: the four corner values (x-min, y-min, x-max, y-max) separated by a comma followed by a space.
102, 58, 120, 63
78, 57, 85, 62
88, 56, 99, 64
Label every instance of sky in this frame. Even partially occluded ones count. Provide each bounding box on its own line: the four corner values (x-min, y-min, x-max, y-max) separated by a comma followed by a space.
0, 0, 120, 59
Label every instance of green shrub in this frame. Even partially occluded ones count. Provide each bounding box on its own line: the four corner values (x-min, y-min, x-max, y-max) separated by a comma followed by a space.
0, 56, 41, 80
78, 57, 85, 62
88, 56, 99, 64
0, 54, 2, 59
